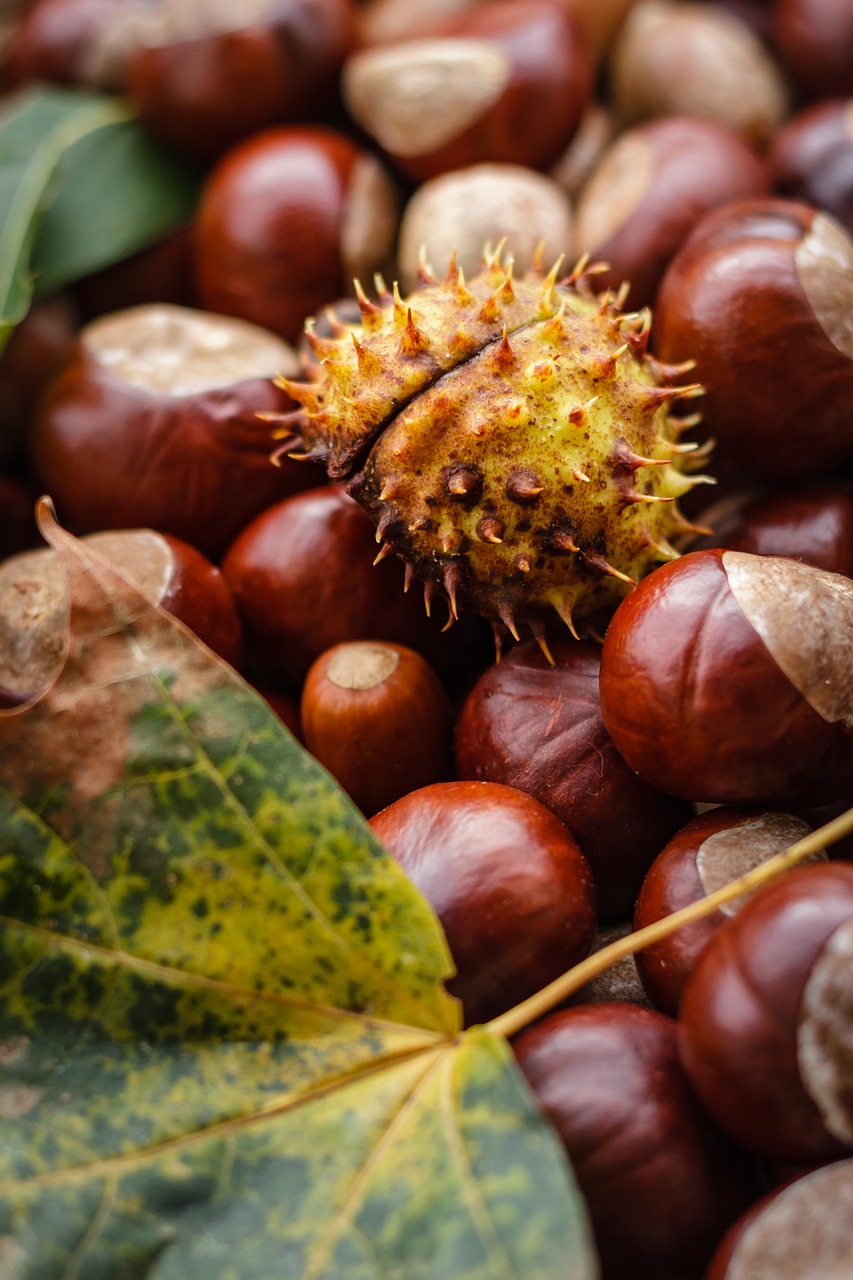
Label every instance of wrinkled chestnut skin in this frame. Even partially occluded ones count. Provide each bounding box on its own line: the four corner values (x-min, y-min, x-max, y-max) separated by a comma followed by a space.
129, 0, 355, 158
679, 862, 853, 1164
600, 549, 853, 806
654, 198, 853, 479
696, 484, 853, 577
31, 333, 311, 559
770, 100, 853, 238
574, 116, 768, 310
370, 780, 596, 1025
194, 127, 395, 342
221, 485, 436, 690
454, 638, 691, 922
773, 0, 853, 99
633, 807, 813, 1016
515, 1004, 760, 1280
301, 641, 453, 815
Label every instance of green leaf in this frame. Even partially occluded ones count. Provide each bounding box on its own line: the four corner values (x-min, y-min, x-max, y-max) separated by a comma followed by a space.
0, 508, 599, 1279
30, 109, 200, 299
0, 86, 199, 352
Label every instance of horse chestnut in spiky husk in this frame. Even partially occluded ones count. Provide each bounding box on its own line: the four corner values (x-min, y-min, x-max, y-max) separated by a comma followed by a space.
269, 248, 711, 650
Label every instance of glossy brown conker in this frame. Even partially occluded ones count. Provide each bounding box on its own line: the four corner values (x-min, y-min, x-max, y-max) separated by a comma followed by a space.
515, 1003, 760, 1280
694, 484, 853, 578
678, 861, 853, 1164
220, 485, 435, 690
454, 637, 692, 921
30, 304, 312, 559
654, 198, 853, 479
342, 0, 591, 183
573, 116, 768, 309
633, 807, 821, 1016
770, 99, 853, 239
301, 640, 453, 815
369, 780, 597, 1025
599, 548, 853, 806
128, 0, 355, 158
194, 126, 398, 343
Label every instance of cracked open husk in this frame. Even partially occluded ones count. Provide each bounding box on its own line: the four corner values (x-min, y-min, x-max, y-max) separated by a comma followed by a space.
266, 246, 712, 653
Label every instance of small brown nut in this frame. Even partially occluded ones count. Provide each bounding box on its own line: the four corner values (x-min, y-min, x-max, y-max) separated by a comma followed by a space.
706, 1159, 853, 1280
301, 640, 453, 815
515, 1004, 760, 1279
370, 780, 597, 1025
128, 0, 355, 158
634, 807, 824, 1015
679, 862, 853, 1164
770, 99, 853, 239
654, 199, 853, 479
194, 127, 399, 343
549, 101, 618, 201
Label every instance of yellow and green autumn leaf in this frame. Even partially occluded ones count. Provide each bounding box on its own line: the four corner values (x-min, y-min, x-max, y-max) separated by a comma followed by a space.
0, 505, 598, 1279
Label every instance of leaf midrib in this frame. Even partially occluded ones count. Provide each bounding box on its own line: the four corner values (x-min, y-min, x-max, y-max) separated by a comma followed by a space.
0, 96, 132, 307
0, 913, 448, 1042
0, 1041, 447, 1196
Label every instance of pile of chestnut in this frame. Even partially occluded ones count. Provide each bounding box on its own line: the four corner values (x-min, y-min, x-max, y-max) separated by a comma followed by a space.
3, 0, 853, 1276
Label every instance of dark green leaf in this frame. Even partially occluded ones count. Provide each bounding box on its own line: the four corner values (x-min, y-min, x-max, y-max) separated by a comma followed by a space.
0, 507, 598, 1278
0, 85, 199, 352
31, 110, 200, 298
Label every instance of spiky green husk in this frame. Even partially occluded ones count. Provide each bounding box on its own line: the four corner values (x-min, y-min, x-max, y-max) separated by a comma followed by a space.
272, 249, 711, 645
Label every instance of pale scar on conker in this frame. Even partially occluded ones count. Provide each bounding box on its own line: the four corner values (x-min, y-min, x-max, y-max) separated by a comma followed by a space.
266, 247, 712, 655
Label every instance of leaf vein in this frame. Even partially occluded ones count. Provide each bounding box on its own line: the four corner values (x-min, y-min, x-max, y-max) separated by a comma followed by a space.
0, 915, 445, 1042
440, 1048, 521, 1280
301, 1047, 446, 1280
0, 1042, 442, 1196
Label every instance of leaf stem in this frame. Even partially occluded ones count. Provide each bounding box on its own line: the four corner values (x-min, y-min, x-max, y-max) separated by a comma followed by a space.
486, 803, 853, 1042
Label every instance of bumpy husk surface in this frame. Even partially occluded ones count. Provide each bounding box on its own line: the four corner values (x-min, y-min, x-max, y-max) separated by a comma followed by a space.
272, 250, 709, 644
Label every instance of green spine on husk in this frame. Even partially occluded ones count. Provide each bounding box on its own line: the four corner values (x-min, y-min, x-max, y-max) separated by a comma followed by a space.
269, 246, 712, 652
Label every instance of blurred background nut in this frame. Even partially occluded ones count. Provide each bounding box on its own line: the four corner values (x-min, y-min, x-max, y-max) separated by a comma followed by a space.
770, 99, 853, 238
342, 0, 591, 182
573, 115, 768, 308
128, 0, 355, 158
4, 0, 152, 91
396, 163, 574, 291
609, 1, 788, 146
549, 102, 618, 201
357, 0, 642, 69
773, 0, 853, 101
194, 126, 399, 343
